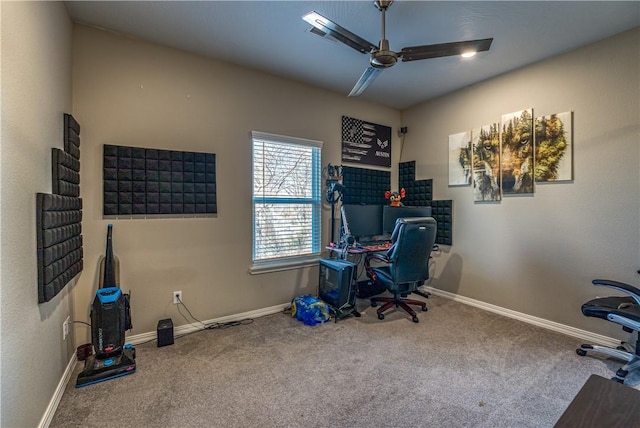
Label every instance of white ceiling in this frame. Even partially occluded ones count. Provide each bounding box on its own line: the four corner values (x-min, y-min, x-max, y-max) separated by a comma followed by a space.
64, 1, 640, 110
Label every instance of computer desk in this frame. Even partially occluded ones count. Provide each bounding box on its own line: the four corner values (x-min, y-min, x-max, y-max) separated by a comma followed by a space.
327, 241, 392, 254
325, 241, 431, 299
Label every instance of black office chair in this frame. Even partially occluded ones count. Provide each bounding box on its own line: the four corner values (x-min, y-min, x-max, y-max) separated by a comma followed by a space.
576, 279, 640, 383
364, 217, 437, 323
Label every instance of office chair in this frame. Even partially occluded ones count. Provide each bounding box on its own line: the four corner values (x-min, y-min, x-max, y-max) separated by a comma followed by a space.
576, 279, 640, 384
364, 217, 437, 323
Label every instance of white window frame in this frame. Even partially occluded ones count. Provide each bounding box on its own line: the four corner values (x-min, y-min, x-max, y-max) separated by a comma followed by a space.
250, 131, 323, 274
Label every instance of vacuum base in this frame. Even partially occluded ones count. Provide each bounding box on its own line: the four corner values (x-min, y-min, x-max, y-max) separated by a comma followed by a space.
75, 345, 136, 388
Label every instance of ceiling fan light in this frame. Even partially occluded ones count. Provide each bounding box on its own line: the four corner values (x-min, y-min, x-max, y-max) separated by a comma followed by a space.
461, 51, 477, 58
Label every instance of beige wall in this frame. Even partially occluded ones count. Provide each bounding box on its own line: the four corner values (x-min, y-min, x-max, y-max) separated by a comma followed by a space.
401, 27, 640, 338
2, 5, 636, 424
71, 25, 401, 341
0, 2, 73, 427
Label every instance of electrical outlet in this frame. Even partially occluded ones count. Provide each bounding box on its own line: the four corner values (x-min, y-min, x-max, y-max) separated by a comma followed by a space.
173, 291, 182, 305
62, 316, 70, 340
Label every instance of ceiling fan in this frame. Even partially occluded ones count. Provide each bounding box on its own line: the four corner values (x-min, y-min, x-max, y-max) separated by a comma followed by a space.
302, 0, 493, 97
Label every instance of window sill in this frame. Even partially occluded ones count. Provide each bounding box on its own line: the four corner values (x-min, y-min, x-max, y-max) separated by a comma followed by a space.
249, 256, 320, 275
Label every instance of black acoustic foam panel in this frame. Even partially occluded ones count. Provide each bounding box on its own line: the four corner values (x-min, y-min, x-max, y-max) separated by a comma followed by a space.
103, 144, 217, 216
52, 148, 80, 196
429, 200, 453, 246
399, 161, 453, 246
399, 161, 433, 205
64, 113, 80, 159
37, 113, 84, 304
342, 166, 390, 205
36, 194, 83, 303
52, 113, 81, 197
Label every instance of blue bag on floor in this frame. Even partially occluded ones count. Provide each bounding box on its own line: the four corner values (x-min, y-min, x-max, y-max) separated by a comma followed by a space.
291, 294, 330, 326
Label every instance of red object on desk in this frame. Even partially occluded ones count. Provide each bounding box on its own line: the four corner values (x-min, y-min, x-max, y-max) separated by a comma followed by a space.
361, 242, 392, 252
326, 241, 391, 254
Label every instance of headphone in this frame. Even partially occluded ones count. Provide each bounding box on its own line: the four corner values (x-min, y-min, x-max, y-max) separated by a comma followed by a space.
325, 181, 345, 205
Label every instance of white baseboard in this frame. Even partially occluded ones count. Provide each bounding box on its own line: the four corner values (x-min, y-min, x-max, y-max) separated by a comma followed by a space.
125, 302, 291, 345
423, 286, 621, 348
39, 352, 77, 428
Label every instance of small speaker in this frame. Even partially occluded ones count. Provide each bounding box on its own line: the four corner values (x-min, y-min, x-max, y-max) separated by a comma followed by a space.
157, 318, 174, 347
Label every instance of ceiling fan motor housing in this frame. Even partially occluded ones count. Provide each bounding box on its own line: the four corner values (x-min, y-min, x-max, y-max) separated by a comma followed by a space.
374, 0, 394, 11
371, 39, 398, 68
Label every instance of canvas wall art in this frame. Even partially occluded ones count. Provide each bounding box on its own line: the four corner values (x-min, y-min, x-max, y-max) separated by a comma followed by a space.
341, 116, 391, 168
534, 111, 573, 182
472, 124, 501, 202
501, 109, 534, 195
448, 131, 472, 186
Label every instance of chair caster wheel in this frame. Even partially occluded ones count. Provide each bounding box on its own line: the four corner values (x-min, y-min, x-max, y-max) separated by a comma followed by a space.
378, 313, 385, 320
412, 316, 419, 323
576, 349, 587, 356
616, 368, 629, 378
421, 306, 428, 312
611, 377, 624, 383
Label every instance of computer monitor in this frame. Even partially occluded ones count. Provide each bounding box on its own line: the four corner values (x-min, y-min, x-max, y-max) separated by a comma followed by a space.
382, 205, 433, 233
340, 204, 383, 240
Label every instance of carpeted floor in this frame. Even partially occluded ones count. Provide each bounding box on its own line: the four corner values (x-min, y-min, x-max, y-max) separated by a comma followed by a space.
50, 294, 635, 427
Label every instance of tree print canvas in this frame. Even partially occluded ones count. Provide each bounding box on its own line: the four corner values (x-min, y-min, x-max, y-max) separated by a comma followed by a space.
449, 131, 472, 186
534, 111, 573, 182
472, 123, 501, 202
501, 109, 534, 195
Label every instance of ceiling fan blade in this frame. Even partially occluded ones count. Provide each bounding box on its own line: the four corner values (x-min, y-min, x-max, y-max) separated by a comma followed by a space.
401, 38, 493, 62
303, 11, 377, 54
348, 67, 383, 97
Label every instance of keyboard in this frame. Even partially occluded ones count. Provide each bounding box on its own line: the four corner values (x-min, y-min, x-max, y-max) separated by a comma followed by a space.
359, 241, 391, 252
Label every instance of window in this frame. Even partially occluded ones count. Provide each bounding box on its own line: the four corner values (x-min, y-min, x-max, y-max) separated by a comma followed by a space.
251, 131, 322, 273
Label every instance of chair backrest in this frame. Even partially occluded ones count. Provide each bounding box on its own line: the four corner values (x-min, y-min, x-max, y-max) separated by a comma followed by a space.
386, 217, 437, 284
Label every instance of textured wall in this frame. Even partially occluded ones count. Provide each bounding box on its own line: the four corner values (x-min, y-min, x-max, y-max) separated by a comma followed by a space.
0, 2, 73, 427
401, 27, 640, 338
71, 25, 400, 341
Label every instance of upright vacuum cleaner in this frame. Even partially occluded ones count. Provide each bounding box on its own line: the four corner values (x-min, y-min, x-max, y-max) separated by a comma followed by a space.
76, 224, 136, 387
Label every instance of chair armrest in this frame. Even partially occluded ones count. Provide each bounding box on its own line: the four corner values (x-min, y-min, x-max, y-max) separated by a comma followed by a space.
364, 252, 389, 282
592, 279, 640, 305
366, 252, 389, 264
607, 313, 640, 331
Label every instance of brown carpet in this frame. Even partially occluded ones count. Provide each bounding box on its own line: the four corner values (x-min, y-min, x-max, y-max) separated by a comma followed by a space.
50, 295, 633, 427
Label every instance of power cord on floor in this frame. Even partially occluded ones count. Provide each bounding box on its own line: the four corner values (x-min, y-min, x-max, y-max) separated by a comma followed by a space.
174, 294, 254, 341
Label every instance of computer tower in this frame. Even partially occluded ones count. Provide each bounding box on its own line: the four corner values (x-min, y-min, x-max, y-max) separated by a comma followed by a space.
318, 258, 357, 311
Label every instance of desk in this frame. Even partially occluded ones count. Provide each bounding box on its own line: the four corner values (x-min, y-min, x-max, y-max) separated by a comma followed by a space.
326, 241, 391, 257
326, 242, 431, 300
554, 374, 640, 427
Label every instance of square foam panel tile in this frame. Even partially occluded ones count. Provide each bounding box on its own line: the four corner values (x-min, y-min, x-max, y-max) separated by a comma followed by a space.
37, 113, 84, 304
103, 144, 217, 216
341, 166, 390, 205
398, 160, 453, 245
52, 113, 81, 197
36, 193, 83, 303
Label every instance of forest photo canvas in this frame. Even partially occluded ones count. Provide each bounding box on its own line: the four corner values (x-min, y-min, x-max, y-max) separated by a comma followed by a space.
448, 131, 472, 186
472, 124, 501, 202
534, 111, 573, 182
501, 109, 534, 195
